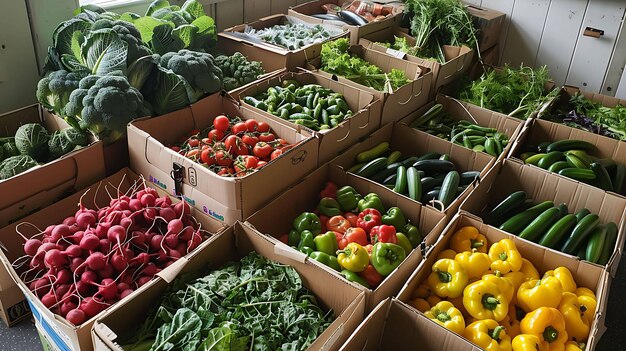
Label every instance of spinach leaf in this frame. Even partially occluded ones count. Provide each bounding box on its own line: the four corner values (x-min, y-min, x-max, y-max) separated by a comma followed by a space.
151, 308, 202, 351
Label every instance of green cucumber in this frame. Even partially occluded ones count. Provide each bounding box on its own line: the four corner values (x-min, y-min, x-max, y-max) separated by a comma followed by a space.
520, 152, 537, 161
401, 156, 420, 168
558, 168, 596, 181
598, 222, 618, 265
410, 104, 443, 128
423, 189, 440, 202
611, 164, 625, 193
561, 214, 600, 254
347, 163, 364, 173
565, 154, 589, 169
519, 207, 562, 242
547, 161, 570, 173
575, 208, 591, 222
393, 166, 408, 194
537, 141, 551, 153
590, 162, 614, 192
438, 171, 460, 208
564, 150, 593, 167
595, 158, 616, 172
371, 162, 402, 182
499, 201, 554, 235
577, 245, 587, 261
383, 173, 397, 185
538, 214, 577, 249
556, 203, 568, 218
356, 157, 388, 178
484, 191, 527, 226
413, 159, 456, 175
546, 140, 595, 152
460, 171, 481, 186
407, 167, 422, 201
585, 225, 607, 264
416, 152, 441, 161
524, 153, 546, 166
421, 177, 443, 193
386, 151, 402, 165
537, 151, 564, 169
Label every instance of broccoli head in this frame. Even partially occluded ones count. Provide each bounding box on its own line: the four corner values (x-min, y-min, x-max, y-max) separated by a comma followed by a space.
91, 19, 152, 63
36, 70, 88, 115
214, 52, 265, 91
65, 72, 151, 144
160, 49, 223, 101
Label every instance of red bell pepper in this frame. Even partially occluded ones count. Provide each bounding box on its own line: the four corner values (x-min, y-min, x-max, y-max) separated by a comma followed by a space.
359, 264, 383, 289
344, 212, 358, 227
357, 209, 382, 234
327, 215, 351, 234
333, 231, 343, 243
370, 225, 398, 244
338, 227, 369, 250
320, 181, 338, 199
278, 234, 289, 245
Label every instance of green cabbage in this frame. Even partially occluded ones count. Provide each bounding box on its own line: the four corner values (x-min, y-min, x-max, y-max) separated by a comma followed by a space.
0, 155, 38, 180
14, 123, 50, 161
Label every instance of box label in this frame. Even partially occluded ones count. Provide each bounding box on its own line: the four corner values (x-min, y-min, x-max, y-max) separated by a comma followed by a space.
148, 175, 168, 190
202, 206, 225, 221
386, 48, 406, 59
7, 300, 30, 324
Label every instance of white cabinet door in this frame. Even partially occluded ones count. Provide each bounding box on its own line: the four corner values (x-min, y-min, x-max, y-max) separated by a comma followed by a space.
500, 0, 551, 67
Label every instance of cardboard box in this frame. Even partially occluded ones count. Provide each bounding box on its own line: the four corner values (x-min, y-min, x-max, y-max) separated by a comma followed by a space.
246, 163, 447, 310
219, 14, 348, 70
464, 3, 505, 52
460, 159, 626, 276
359, 26, 474, 98
0, 105, 106, 327
237, 71, 382, 165
339, 298, 478, 351
397, 213, 611, 351
307, 44, 433, 126
400, 94, 523, 165
92, 222, 366, 351
0, 168, 226, 351
509, 118, 626, 196
36, 320, 60, 351
288, 0, 402, 45
128, 93, 319, 225
331, 122, 494, 218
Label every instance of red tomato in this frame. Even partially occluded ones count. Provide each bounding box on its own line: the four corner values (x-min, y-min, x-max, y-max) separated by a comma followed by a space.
186, 149, 200, 159
208, 129, 224, 142
188, 139, 200, 148
257, 121, 270, 133
225, 135, 248, 155
276, 138, 289, 146
200, 148, 215, 165
234, 155, 259, 173
241, 133, 259, 147
231, 122, 248, 134
270, 149, 283, 160
216, 166, 233, 176
253, 141, 273, 159
244, 119, 259, 132
215, 150, 233, 166
256, 160, 267, 169
170, 146, 181, 152
213, 115, 230, 132
259, 132, 276, 142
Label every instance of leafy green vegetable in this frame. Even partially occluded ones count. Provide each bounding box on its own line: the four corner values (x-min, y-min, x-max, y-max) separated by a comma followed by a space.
3, 142, 19, 158
321, 38, 409, 92
121, 252, 333, 351
246, 22, 335, 50
14, 123, 50, 161
48, 128, 89, 159
459, 64, 556, 119
0, 155, 38, 180
159, 49, 223, 102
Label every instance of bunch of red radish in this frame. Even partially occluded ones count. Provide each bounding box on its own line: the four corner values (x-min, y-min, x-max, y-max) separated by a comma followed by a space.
16, 185, 206, 326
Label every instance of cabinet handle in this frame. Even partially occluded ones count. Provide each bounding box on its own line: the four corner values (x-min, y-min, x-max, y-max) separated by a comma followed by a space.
584, 27, 604, 38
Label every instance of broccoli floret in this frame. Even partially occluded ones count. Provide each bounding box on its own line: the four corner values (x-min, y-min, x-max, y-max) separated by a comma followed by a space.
160, 49, 223, 101
14, 123, 50, 161
36, 70, 88, 115
214, 52, 264, 91
65, 72, 151, 144
91, 19, 152, 63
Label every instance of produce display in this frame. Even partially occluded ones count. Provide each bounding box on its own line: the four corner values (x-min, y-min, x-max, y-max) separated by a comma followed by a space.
485, 191, 618, 264
346, 142, 480, 208
278, 181, 423, 289
0, 123, 89, 180
243, 80, 353, 131
459, 65, 558, 119
213, 52, 265, 91
169, 114, 295, 176
403, 0, 476, 62
410, 104, 510, 156
320, 38, 410, 92
245, 22, 337, 50
519, 139, 624, 193
119, 252, 334, 351
13, 183, 209, 326
544, 92, 626, 141
409, 227, 598, 350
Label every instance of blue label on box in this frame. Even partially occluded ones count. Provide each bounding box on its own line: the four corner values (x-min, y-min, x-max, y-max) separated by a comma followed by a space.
27, 300, 71, 351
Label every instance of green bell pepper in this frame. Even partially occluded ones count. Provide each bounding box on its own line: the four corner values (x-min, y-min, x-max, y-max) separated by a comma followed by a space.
381, 207, 407, 232
403, 223, 422, 248
336, 186, 361, 212
395, 233, 413, 256
309, 251, 341, 271
357, 193, 385, 213
313, 231, 339, 256
340, 269, 370, 288
288, 229, 301, 247
297, 230, 315, 251
299, 246, 314, 256
371, 242, 406, 276
317, 197, 342, 217
293, 212, 321, 235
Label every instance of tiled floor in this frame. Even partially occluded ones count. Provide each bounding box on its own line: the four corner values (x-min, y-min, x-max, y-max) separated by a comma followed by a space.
1, 252, 624, 351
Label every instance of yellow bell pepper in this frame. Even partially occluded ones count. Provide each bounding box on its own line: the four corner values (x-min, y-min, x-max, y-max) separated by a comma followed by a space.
558, 292, 590, 342
424, 301, 466, 334
463, 279, 510, 322
574, 288, 597, 322
520, 258, 540, 281
489, 239, 523, 273
482, 272, 515, 303
456, 250, 492, 279
428, 258, 469, 298
502, 304, 524, 338
464, 319, 513, 351
438, 248, 458, 260
410, 297, 430, 312
450, 226, 488, 253
517, 277, 563, 313
543, 267, 577, 293
520, 307, 568, 351
412, 283, 432, 299
427, 294, 442, 306
449, 296, 470, 319
512, 334, 548, 351
504, 271, 527, 297
564, 341, 584, 351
